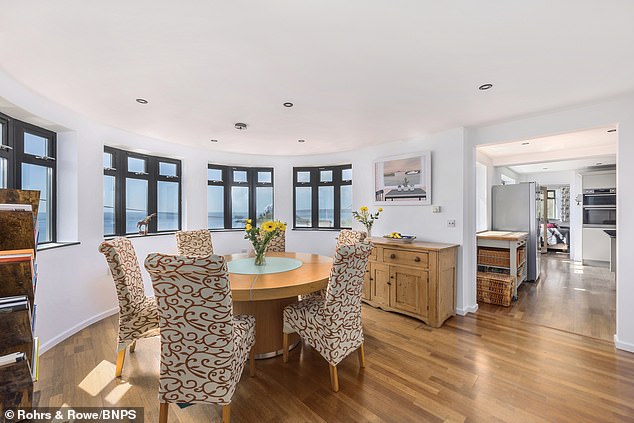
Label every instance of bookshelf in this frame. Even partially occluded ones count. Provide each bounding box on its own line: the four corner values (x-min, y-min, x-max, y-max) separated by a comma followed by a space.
0, 189, 41, 415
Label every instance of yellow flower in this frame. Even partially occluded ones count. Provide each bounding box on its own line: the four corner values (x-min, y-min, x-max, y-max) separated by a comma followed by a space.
246, 218, 252, 224
261, 221, 277, 232
360, 206, 369, 212
245, 223, 252, 231
378, 207, 383, 212
277, 221, 287, 231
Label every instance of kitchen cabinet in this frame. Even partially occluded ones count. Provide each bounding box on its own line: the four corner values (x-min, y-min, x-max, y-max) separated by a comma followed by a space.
362, 239, 458, 328
582, 227, 611, 263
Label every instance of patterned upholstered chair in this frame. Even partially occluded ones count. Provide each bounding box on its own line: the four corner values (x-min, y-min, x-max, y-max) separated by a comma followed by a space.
98, 238, 160, 378
267, 229, 286, 252
144, 253, 256, 423
282, 241, 373, 392
175, 229, 213, 258
335, 229, 367, 249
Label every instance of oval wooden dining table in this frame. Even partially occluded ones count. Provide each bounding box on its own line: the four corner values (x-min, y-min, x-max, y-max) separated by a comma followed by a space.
225, 251, 332, 358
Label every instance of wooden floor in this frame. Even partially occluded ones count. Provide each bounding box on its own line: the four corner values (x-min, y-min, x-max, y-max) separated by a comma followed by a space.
35, 303, 634, 422
479, 253, 616, 341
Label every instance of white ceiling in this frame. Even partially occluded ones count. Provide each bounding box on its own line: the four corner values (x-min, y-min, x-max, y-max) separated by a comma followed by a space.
508, 156, 616, 174
477, 126, 618, 166
1, 1, 634, 155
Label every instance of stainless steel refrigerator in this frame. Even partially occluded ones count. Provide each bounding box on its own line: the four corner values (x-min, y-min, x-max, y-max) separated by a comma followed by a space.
491, 182, 541, 281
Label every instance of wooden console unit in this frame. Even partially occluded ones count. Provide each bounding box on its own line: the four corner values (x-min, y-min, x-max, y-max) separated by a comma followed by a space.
362, 238, 458, 327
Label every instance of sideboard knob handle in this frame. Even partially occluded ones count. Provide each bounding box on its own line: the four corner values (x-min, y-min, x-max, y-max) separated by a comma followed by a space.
390, 254, 396, 259
414, 256, 421, 262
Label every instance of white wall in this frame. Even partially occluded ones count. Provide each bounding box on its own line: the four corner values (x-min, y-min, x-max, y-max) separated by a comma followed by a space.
0, 70, 472, 353
466, 95, 634, 353
475, 162, 488, 232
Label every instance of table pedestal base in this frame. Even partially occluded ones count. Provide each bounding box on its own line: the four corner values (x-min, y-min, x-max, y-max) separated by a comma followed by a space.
234, 297, 300, 359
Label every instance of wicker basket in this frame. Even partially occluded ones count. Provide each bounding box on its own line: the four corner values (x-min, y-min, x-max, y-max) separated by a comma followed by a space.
477, 247, 510, 267
477, 272, 513, 307
478, 247, 526, 269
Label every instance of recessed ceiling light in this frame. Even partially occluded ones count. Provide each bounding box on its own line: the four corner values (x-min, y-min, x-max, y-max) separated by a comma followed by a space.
283, 102, 294, 108
521, 142, 530, 145
596, 162, 603, 165
210, 139, 218, 143
478, 83, 493, 90
607, 129, 617, 133
135, 98, 148, 104
234, 122, 247, 130
298, 139, 306, 143
543, 167, 548, 170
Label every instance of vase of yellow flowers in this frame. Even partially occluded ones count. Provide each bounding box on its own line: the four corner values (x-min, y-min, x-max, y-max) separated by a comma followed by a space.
352, 206, 383, 238
244, 219, 286, 265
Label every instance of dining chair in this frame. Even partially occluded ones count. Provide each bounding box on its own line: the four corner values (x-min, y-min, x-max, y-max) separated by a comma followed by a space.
282, 241, 374, 392
268, 229, 286, 252
335, 229, 367, 249
98, 238, 160, 378
144, 253, 256, 423
175, 229, 214, 258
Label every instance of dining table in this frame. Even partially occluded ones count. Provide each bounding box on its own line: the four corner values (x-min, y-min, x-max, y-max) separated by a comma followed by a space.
225, 251, 332, 359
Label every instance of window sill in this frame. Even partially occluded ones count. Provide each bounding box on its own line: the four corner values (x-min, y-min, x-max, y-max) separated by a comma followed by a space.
292, 228, 352, 232
37, 241, 81, 251
104, 231, 178, 241
209, 228, 247, 233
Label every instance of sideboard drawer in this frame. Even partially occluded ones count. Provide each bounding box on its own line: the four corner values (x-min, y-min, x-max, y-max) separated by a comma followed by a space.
383, 248, 429, 268
370, 248, 378, 261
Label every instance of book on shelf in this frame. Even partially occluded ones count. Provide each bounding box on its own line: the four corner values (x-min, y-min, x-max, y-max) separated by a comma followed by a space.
0, 188, 40, 218
0, 295, 30, 308
31, 304, 37, 332
0, 203, 32, 212
0, 351, 33, 409
0, 210, 37, 252
31, 337, 39, 381
0, 351, 26, 367
0, 259, 36, 308
0, 297, 34, 361
0, 248, 35, 262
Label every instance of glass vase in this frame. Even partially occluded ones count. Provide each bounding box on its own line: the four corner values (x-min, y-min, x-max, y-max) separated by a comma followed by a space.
254, 246, 267, 266
365, 225, 372, 239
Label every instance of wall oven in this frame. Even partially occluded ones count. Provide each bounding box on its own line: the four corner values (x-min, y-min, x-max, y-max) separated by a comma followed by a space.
583, 188, 616, 207
582, 188, 616, 228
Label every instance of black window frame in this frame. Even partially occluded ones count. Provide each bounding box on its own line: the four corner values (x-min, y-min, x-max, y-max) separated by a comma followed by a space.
207, 164, 274, 230
104, 146, 182, 237
0, 112, 57, 244
293, 164, 352, 230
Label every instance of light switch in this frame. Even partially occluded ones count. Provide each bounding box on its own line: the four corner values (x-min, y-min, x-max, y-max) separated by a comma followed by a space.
432, 206, 441, 213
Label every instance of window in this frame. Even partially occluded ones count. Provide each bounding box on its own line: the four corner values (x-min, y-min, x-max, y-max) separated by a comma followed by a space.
546, 189, 557, 220
293, 164, 352, 229
0, 112, 57, 243
104, 147, 181, 236
207, 165, 274, 229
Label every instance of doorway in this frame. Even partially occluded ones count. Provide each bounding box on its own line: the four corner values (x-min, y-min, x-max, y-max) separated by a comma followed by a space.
474, 125, 617, 341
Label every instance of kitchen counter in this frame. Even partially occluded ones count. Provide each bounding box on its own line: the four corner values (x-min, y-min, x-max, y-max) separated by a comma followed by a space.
604, 230, 616, 272
476, 230, 528, 241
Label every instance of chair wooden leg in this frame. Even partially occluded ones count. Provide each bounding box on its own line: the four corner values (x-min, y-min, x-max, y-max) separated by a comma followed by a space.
329, 364, 339, 392
129, 340, 136, 353
159, 403, 168, 423
222, 404, 231, 423
282, 332, 289, 363
357, 343, 366, 368
249, 348, 255, 377
115, 349, 126, 378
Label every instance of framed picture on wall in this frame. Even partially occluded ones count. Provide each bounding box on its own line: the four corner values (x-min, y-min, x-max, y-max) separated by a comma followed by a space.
373, 151, 431, 205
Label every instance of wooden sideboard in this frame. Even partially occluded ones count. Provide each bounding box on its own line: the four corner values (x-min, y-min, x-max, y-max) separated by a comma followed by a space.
362, 238, 459, 327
